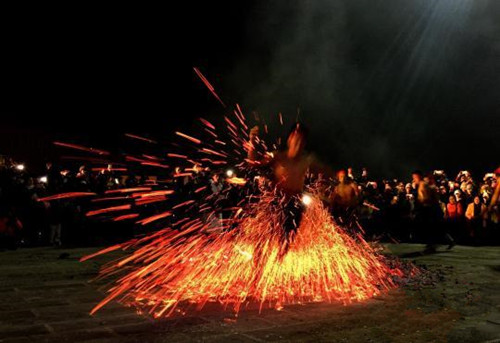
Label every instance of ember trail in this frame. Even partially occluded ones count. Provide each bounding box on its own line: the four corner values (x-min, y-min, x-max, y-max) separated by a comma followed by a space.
44, 69, 407, 318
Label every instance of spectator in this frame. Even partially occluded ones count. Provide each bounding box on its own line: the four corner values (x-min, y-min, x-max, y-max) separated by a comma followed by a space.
465, 196, 487, 240
330, 169, 359, 224
0, 208, 23, 249
47, 201, 62, 246
446, 195, 464, 220
0, 152, 498, 249
347, 167, 354, 181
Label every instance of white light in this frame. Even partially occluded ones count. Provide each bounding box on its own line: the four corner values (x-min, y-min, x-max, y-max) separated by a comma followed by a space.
39, 176, 48, 183
114, 178, 120, 185
301, 194, 313, 206
15, 164, 25, 171
226, 169, 234, 177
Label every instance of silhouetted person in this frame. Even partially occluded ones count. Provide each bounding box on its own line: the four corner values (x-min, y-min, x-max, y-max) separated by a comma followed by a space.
412, 171, 449, 252
47, 201, 62, 246
330, 169, 359, 226
248, 123, 319, 256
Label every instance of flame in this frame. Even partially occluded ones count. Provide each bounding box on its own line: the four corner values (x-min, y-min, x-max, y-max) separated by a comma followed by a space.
86, 193, 402, 318
49, 80, 407, 319
226, 177, 247, 185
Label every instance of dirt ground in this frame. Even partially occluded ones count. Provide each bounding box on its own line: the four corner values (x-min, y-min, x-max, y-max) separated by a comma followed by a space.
0, 243, 499, 342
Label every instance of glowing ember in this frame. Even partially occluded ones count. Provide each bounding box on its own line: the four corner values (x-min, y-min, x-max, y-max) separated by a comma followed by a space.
84, 193, 402, 318
125, 133, 157, 144
86, 205, 131, 217
38, 192, 96, 202
175, 131, 202, 145
301, 193, 313, 206
226, 177, 247, 185
193, 67, 226, 107
54, 141, 110, 155
44, 70, 410, 320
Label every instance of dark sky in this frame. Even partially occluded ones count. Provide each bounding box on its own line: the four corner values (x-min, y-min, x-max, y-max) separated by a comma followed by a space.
1, 1, 499, 177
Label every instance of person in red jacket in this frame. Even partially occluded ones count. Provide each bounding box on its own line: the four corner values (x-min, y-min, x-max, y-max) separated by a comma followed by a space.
445, 195, 464, 220
445, 195, 464, 244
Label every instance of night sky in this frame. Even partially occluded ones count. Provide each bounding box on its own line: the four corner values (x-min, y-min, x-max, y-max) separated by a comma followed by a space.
1, 1, 499, 177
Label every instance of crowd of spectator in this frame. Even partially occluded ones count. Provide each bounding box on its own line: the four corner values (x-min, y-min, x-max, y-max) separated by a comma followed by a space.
0, 155, 217, 249
1, 153, 498, 250
317, 167, 500, 248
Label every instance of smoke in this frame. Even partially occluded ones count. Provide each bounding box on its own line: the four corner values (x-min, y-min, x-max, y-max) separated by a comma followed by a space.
229, 0, 354, 162
226, 0, 500, 178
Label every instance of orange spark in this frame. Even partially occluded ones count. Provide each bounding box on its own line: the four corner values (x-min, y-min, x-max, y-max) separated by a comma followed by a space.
204, 128, 218, 138
141, 162, 169, 169
226, 177, 247, 185
132, 190, 174, 198
84, 194, 404, 318
80, 244, 122, 262
125, 133, 157, 144
201, 148, 228, 158
113, 214, 140, 222
193, 67, 226, 107
142, 154, 162, 161
135, 196, 167, 206
172, 200, 195, 209
91, 196, 129, 202
106, 187, 151, 194
54, 141, 110, 155
38, 192, 96, 202
175, 131, 202, 145
167, 153, 188, 159
86, 205, 131, 217
194, 186, 207, 193
224, 116, 238, 131
173, 173, 192, 178
136, 211, 172, 225
199, 118, 216, 130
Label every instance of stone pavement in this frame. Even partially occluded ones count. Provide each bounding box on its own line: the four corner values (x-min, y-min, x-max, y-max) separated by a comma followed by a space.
0, 244, 499, 342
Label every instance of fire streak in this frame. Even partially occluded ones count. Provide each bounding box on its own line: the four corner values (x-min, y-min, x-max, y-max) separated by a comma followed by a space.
38, 192, 96, 202
84, 194, 402, 318
175, 131, 202, 145
193, 67, 226, 107
54, 141, 110, 155
125, 133, 157, 144
86, 205, 131, 217
43, 72, 411, 320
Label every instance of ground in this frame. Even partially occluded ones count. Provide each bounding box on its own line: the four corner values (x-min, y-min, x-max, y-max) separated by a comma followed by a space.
0, 244, 499, 343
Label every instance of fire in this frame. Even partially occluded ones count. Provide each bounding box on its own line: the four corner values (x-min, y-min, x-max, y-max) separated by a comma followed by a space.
226, 177, 247, 185
47, 70, 407, 320
84, 192, 402, 318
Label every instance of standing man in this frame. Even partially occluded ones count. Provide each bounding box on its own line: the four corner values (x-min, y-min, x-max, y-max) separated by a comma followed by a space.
248, 123, 315, 255
330, 169, 359, 226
